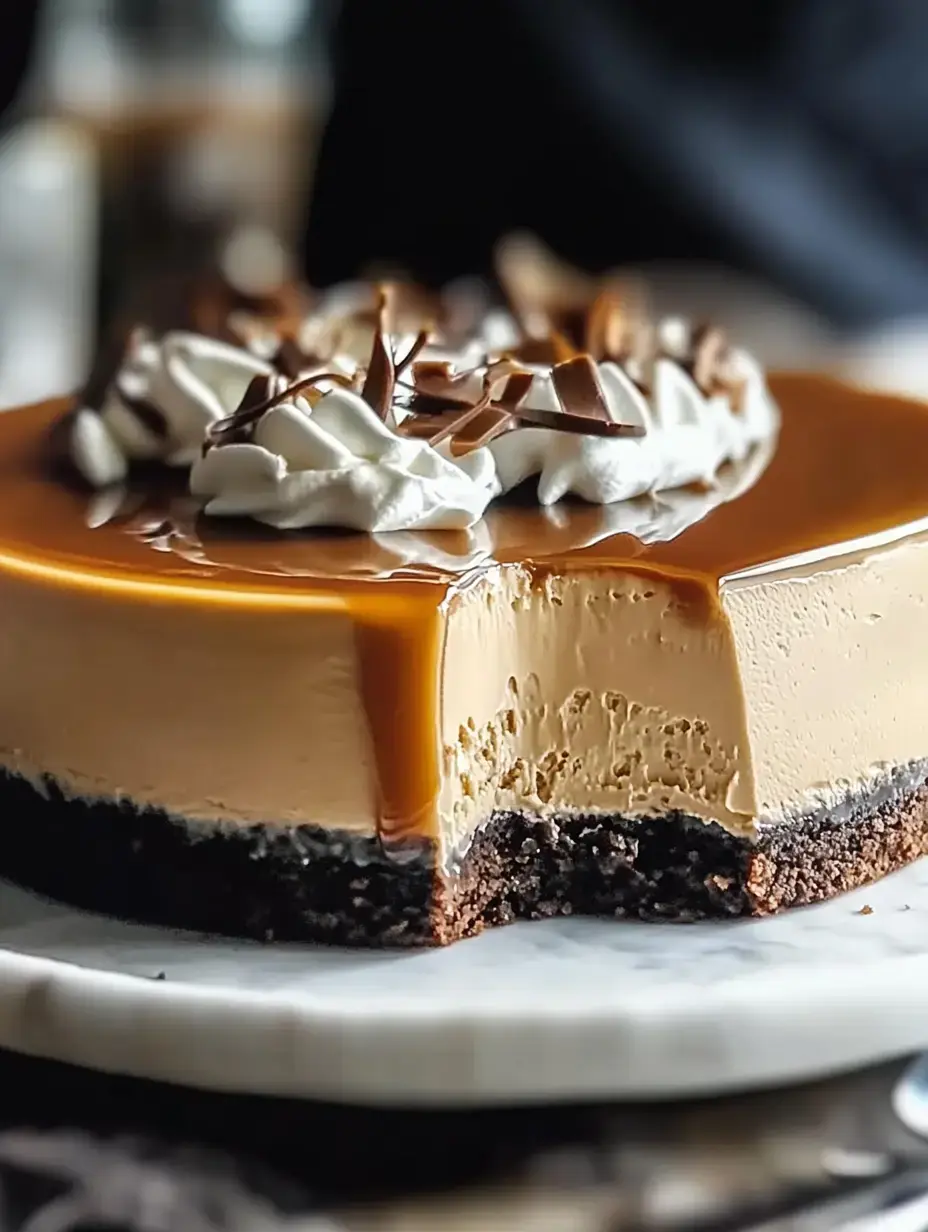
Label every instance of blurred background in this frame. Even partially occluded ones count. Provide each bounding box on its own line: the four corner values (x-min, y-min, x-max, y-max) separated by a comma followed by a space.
3, 5, 928, 1227
3, 0, 928, 403
0, 0, 332, 408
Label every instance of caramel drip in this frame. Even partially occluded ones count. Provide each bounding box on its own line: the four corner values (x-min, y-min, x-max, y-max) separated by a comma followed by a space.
7, 375, 928, 839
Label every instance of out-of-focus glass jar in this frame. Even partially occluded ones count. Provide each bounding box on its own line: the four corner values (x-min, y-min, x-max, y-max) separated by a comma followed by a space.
33, 0, 333, 331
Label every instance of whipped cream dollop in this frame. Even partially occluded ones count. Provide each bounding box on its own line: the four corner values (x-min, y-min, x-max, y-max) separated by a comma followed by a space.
193, 318, 778, 534
68, 331, 275, 489
487, 342, 777, 506
63, 282, 780, 541
190, 387, 498, 532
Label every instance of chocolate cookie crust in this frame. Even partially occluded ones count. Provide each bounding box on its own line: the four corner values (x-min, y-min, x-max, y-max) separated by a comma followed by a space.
0, 768, 926, 947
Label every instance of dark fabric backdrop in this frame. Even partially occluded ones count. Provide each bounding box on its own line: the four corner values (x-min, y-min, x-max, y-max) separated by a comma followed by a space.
305, 0, 928, 332
4, 1, 928, 332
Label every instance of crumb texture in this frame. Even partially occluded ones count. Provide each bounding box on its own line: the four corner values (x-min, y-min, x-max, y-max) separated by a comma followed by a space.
443, 684, 738, 843
0, 768, 926, 947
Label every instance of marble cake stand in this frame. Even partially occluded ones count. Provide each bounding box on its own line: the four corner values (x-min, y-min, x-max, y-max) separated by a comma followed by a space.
0, 862, 926, 1106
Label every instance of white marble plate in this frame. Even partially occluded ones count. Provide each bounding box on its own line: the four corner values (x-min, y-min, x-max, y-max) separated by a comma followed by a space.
0, 863, 927, 1106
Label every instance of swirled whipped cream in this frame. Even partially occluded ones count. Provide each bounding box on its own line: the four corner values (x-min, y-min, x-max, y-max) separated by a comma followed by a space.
67, 331, 276, 488
59, 277, 780, 540
193, 313, 779, 533
488, 337, 777, 506
190, 388, 498, 532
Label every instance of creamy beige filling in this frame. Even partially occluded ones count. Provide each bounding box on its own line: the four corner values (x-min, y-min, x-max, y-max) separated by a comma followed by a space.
0, 570, 379, 830
4, 534, 928, 851
723, 530, 928, 822
438, 570, 754, 859
438, 534, 928, 860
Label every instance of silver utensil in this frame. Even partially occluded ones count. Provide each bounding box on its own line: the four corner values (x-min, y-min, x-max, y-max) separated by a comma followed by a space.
719, 1055, 928, 1231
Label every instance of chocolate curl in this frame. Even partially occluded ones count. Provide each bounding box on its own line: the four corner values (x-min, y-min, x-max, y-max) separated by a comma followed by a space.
274, 335, 312, 380
394, 328, 431, 376
271, 329, 342, 382
206, 370, 354, 450
118, 393, 170, 439
360, 286, 396, 421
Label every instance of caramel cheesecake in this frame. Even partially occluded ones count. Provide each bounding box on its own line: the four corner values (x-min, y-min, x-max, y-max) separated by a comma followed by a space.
1, 281, 928, 945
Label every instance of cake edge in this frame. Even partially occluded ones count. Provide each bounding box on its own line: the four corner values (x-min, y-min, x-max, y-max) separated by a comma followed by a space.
0, 766, 926, 947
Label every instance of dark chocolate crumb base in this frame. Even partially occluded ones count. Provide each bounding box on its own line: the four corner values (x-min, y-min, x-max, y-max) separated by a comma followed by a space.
0, 769, 927, 947
0, 772, 436, 947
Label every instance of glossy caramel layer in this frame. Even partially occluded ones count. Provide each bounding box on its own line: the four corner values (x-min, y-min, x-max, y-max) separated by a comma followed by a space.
1, 375, 928, 838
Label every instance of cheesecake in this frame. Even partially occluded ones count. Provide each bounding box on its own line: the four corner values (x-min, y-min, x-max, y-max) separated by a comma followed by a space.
1, 279, 928, 945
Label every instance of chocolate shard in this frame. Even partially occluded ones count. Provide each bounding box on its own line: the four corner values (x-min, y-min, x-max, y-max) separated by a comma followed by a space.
408, 362, 482, 409
118, 393, 170, 440
422, 362, 519, 449
274, 335, 314, 380
510, 403, 645, 438
425, 400, 490, 449
360, 288, 396, 421
550, 354, 611, 421
583, 280, 654, 366
496, 369, 534, 411
207, 370, 353, 450
394, 328, 430, 377
459, 407, 516, 449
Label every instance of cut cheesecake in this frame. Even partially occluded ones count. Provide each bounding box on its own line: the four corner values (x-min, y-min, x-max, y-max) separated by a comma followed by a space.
2, 371, 928, 944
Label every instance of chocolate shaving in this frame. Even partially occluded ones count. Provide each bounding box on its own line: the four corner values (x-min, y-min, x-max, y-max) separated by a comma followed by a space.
273, 334, 328, 381
394, 328, 430, 376
509, 403, 644, 437
460, 407, 518, 448
426, 395, 493, 449
550, 355, 611, 421
407, 362, 482, 408
422, 364, 502, 448
399, 348, 646, 450
412, 352, 647, 448
206, 371, 353, 450
360, 288, 396, 420
119, 392, 170, 439
496, 369, 534, 411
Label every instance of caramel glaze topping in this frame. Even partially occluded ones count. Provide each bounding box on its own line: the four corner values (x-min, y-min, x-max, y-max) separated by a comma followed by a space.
7, 375, 928, 841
